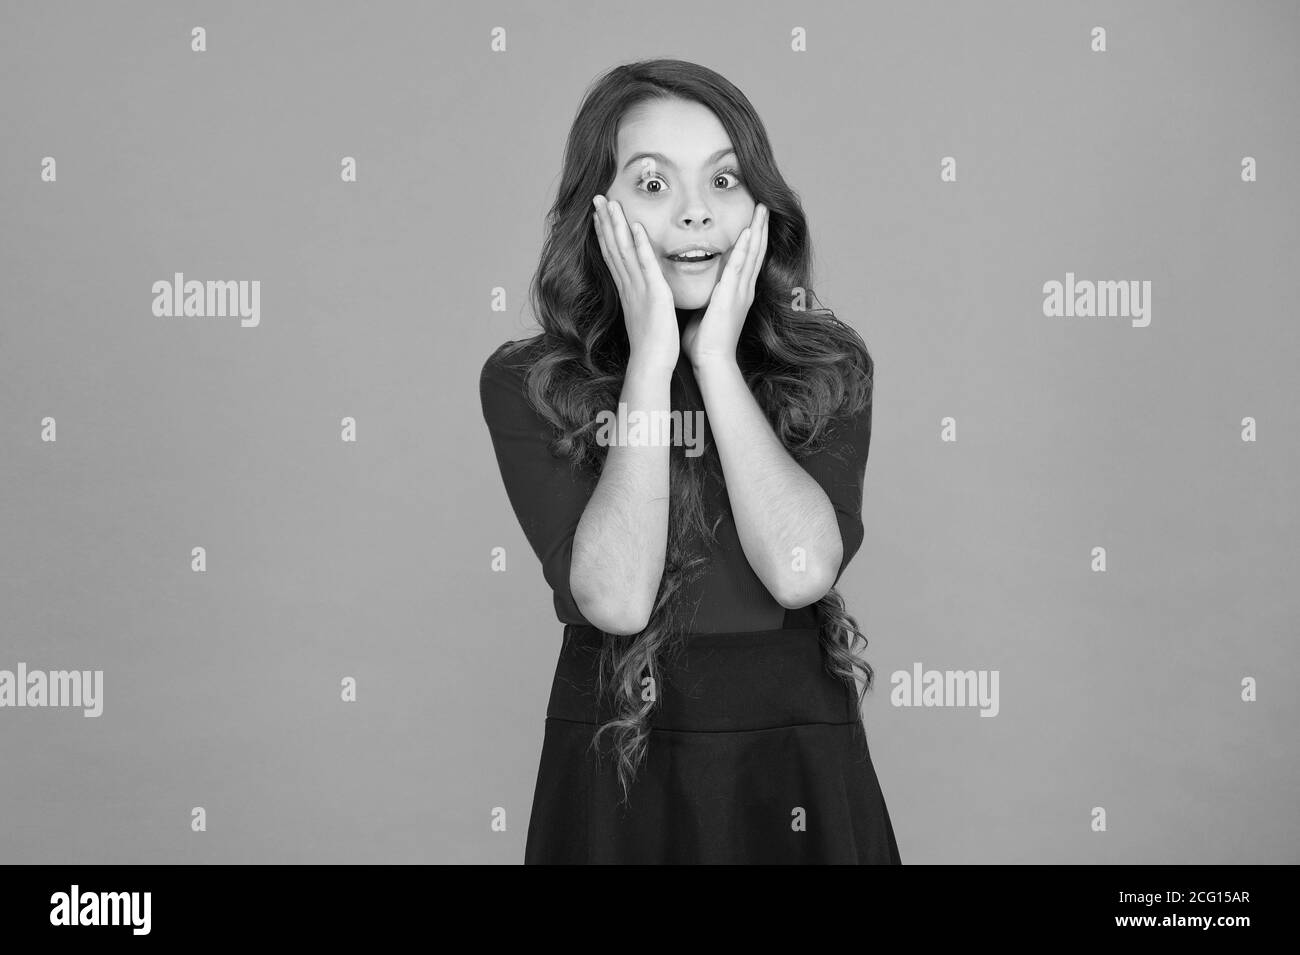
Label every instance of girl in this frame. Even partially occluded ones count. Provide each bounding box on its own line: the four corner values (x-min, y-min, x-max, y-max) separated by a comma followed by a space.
480, 58, 901, 864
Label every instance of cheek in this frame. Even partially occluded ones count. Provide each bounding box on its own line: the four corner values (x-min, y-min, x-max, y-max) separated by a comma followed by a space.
607, 185, 640, 214
733, 203, 757, 232
615, 200, 669, 254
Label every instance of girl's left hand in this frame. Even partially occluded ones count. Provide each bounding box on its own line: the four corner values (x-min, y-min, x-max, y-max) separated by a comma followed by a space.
681, 203, 768, 368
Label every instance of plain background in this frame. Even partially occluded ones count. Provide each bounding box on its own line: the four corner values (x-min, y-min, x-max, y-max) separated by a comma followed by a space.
1, 0, 1297, 864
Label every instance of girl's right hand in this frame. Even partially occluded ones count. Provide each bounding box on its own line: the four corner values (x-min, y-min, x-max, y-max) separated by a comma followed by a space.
592, 195, 679, 371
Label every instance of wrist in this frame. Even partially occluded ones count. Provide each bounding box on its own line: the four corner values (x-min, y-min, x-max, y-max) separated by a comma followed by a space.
689, 349, 738, 375
627, 349, 679, 379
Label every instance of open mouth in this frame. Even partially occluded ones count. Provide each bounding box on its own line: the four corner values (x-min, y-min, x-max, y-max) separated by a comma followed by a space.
665, 252, 719, 264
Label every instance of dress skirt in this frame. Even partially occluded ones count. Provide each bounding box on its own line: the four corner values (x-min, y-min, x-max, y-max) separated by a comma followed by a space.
524, 623, 902, 865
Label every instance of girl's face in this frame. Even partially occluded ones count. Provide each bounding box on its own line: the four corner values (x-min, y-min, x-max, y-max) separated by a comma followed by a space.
607, 98, 756, 310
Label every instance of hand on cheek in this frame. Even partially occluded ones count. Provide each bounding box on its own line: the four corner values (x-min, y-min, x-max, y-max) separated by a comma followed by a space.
681, 203, 768, 368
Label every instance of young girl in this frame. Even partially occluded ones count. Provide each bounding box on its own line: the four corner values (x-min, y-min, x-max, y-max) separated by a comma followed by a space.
480, 58, 901, 864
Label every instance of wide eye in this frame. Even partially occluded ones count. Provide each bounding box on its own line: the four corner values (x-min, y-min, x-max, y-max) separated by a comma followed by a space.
635, 168, 745, 195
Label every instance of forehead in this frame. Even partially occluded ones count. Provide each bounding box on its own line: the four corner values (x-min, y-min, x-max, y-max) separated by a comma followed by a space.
615, 98, 733, 166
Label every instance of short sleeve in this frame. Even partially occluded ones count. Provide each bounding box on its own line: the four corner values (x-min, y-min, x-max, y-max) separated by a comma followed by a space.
479, 342, 596, 625
792, 398, 872, 587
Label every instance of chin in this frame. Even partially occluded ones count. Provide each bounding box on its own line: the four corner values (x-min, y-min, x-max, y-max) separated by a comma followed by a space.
669, 285, 713, 310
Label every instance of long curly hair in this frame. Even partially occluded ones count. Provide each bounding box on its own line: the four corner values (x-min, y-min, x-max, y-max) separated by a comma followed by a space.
506, 58, 877, 805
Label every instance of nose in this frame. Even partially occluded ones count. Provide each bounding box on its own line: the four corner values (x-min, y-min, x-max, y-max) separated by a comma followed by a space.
678, 188, 714, 228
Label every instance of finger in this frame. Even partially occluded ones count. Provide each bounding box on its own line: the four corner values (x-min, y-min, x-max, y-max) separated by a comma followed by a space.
593, 211, 624, 295
595, 197, 629, 291
594, 198, 631, 291
727, 228, 752, 289
737, 223, 758, 292
630, 221, 666, 287
742, 205, 767, 291
593, 207, 626, 294
607, 200, 643, 292
708, 228, 747, 313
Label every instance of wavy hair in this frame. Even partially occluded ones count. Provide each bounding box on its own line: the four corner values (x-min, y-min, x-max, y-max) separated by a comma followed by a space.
505, 58, 876, 805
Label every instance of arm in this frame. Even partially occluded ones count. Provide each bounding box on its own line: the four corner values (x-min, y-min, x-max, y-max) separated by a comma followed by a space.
568, 354, 674, 634
479, 344, 672, 636
693, 354, 871, 608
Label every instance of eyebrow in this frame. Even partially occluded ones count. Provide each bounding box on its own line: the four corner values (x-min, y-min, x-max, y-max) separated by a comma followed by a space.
621, 147, 736, 173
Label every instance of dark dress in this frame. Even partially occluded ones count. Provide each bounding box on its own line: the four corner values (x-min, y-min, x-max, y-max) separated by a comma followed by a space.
480, 335, 901, 864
